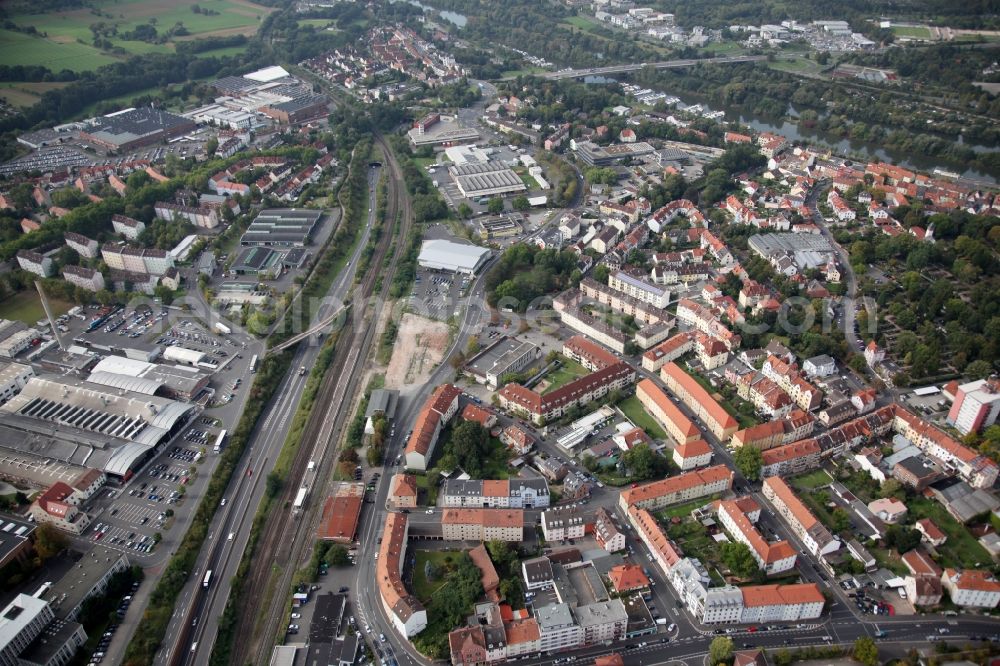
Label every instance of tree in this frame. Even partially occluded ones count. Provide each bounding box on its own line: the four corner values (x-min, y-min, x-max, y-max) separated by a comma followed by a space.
885, 525, 922, 553
511, 195, 530, 211
852, 637, 879, 666
965, 359, 993, 379
457, 202, 473, 219
487, 197, 505, 214
733, 445, 762, 482
878, 478, 905, 500
593, 264, 610, 284
327, 544, 350, 566
709, 636, 734, 665
830, 507, 852, 534
720, 541, 758, 578
620, 443, 666, 480
33, 523, 67, 560
443, 421, 492, 477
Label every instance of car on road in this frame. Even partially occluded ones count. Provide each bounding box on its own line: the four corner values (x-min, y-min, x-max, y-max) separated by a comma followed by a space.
291, 613, 301, 619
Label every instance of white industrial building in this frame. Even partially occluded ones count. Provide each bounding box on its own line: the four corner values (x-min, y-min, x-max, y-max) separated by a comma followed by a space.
417, 239, 491, 275
449, 161, 527, 199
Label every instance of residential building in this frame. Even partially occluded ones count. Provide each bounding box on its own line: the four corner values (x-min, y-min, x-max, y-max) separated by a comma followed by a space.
892, 405, 999, 489
64, 232, 98, 259
947, 379, 1000, 435
562, 336, 619, 372
905, 573, 943, 608
696, 335, 729, 371
717, 498, 797, 575
468, 545, 500, 599
672, 439, 713, 471
404, 384, 462, 470
536, 603, 581, 653
154, 201, 219, 228
941, 569, 1000, 608
618, 465, 733, 512
16, 250, 53, 278
915, 518, 947, 547
522, 557, 555, 591
0, 593, 86, 666
660, 362, 739, 441
635, 378, 701, 445
500, 424, 535, 455
389, 474, 418, 509
759, 439, 821, 478
575, 600, 628, 645
594, 507, 625, 552
729, 410, 815, 451
449, 626, 488, 666
609, 565, 650, 594
556, 304, 630, 353
762, 477, 840, 557
28, 483, 91, 534
802, 354, 836, 377
441, 508, 524, 542
541, 505, 588, 542
377, 513, 427, 637
608, 271, 670, 308
62, 266, 105, 292
760, 355, 823, 411
867, 498, 907, 524
736, 584, 825, 623
504, 619, 540, 659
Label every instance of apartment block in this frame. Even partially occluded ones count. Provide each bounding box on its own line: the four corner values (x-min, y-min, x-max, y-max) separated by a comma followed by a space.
762, 477, 840, 557
618, 465, 733, 512
760, 439, 822, 478
717, 498, 796, 575
635, 378, 701, 445
441, 508, 524, 542
660, 362, 738, 441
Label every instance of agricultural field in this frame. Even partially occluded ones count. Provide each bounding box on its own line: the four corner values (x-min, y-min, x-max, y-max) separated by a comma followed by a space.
0, 82, 71, 108
0, 28, 119, 73
6, 0, 272, 71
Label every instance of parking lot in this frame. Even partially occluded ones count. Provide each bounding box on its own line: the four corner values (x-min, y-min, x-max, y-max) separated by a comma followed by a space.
408, 268, 471, 321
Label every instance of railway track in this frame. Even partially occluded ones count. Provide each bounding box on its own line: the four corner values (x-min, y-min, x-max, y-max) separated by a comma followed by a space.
229, 134, 412, 665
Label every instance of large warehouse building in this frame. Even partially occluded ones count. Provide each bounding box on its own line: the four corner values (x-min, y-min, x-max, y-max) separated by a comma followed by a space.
79, 107, 197, 152
0, 375, 197, 481
241, 208, 323, 247
418, 239, 491, 275
450, 161, 527, 199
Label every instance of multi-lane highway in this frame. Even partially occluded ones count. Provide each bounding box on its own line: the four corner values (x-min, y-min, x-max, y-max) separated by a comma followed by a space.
155, 165, 383, 666
541, 55, 766, 80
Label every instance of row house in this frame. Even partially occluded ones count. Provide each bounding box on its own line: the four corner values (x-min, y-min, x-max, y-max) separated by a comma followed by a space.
562, 335, 619, 372
761, 355, 823, 411
649, 262, 711, 285
646, 199, 706, 233
378, 513, 427, 637
441, 508, 524, 542
618, 464, 733, 512
636, 378, 701, 446
441, 478, 550, 509
729, 410, 815, 450
717, 498, 797, 575
891, 405, 999, 489
699, 229, 735, 265
762, 477, 840, 557
594, 506, 625, 552
826, 191, 856, 222
641, 331, 695, 372
498, 362, 636, 425
403, 384, 462, 471
540, 504, 588, 542
578, 280, 669, 326
760, 439, 822, 478
660, 362, 739, 441
675, 298, 740, 350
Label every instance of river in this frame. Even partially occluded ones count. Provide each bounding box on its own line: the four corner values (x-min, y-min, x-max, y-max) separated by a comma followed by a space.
588, 77, 998, 184
396, 0, 468, 28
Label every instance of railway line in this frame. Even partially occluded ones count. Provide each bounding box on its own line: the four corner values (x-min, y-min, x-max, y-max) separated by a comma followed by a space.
230, 134, 413, 665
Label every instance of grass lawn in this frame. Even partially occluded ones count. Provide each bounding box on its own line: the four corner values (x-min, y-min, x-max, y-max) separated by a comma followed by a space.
892, 26, 932, 39
871, 547, 908, 576
656, 494, 722, 520
298, 19, 337, 29
618, 395, 667, 440
411, 550, 462, 602
540, 357, 589, 395
0, 291, 72, 325
480, 438, 513, 480
700, 41, 745, 54
790, 469, 833, 491
907, 497, 992, 569
562, 16, 602, 32
501, 67, 546, 78
768, 58, 816, 73
412, 156, 439, 170
0, 29, 119, 72
414, 474, 438, 506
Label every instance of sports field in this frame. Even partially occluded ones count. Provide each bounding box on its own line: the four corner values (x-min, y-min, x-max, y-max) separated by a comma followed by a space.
5, 0, 272, 72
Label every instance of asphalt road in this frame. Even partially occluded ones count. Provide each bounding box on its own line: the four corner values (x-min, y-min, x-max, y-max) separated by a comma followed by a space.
155, 167, 383, 666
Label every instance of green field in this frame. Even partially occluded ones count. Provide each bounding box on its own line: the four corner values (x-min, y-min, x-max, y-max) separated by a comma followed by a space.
540, 358, 589, 395
501, 67, 546, 78
0, 29, 119, 72
6, 0, 273, 71
0, 81, 71, 108
298, 19, 337, 30
0, 290, 72, 326
892, 26, 932, 39
618, 395, 667, 440
907, 497, 991, 569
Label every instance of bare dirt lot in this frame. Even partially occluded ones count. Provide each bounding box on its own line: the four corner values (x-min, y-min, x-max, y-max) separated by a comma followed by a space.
384, 313, 450, 389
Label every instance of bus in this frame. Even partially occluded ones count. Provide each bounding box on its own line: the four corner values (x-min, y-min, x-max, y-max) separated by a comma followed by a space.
249, 354, 259, 374
203, 570, 212, 588
214, 430, 227, 453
